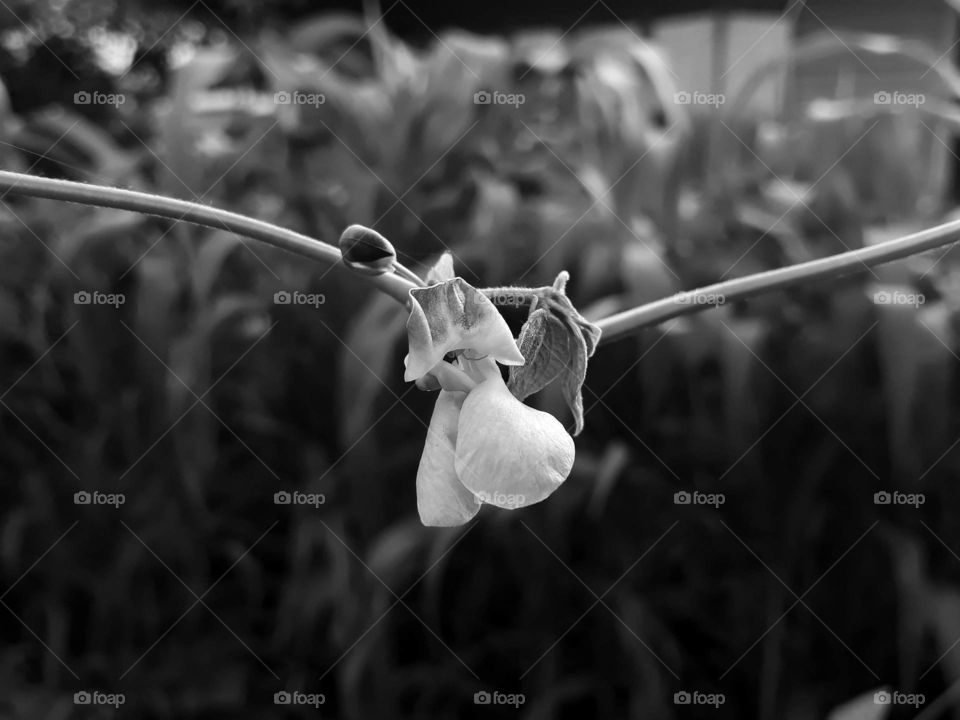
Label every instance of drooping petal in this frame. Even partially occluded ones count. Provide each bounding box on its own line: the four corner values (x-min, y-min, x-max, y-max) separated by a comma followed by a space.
404, 278, 525, 382
454, 366, 575, 509
416, 390, 481, 526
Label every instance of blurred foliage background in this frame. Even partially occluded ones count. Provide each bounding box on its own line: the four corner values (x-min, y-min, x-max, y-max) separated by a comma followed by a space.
4, 0, 960, 718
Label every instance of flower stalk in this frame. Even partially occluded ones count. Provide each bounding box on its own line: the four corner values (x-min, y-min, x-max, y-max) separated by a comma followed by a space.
597, 224, 960, 343
1, 170, 958, 344
0, 170, 419, 304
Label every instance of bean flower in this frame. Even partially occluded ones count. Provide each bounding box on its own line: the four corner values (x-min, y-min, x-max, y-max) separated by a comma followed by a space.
405, 275, 576, 526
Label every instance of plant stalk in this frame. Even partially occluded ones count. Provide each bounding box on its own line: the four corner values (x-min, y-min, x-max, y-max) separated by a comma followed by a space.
0, 170, 418, 304
2, 171, 959, 346
596, 227, 960, 343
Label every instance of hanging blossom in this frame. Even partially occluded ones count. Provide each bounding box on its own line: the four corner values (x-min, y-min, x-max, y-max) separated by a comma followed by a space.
404, 255, 597, 526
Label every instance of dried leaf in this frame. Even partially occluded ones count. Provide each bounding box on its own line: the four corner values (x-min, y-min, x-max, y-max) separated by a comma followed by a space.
560, 317, 589, 435
504, 272, 601, 435
508, 308, 569, 401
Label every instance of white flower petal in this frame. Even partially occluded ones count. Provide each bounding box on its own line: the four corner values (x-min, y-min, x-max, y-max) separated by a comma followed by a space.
416, 391, 481, 526
454, 372, 574, 509
404, 278, 524, 381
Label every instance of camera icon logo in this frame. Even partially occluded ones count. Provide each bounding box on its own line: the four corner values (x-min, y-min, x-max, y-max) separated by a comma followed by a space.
474, 691, 492, 704
274, 491, 292, 505
674, 491, 691, 505
674, 691, 691, 704
274, 290, 291, 304
74, 491, 92, 505
874, 91, 891, 105
73, 91, 91, 105
473, 90, 491, 105
674, 91, 692, 104
274, 691, 291, 704
74, 291, 91, 304
274, 91, 292, 104
74, 691, 91, 704
874, 491, 892, 505
874, 691, 891, 704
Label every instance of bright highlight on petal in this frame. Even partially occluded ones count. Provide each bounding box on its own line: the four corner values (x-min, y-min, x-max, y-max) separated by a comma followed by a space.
404, 278, 525, 381
454, 368, 575, 510
416, 390, 481, 527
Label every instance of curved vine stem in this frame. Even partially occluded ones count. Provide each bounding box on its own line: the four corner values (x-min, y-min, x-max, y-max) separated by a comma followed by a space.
0, 170, 419, 304
1, 170, 958, 346
596, 225, 960, 343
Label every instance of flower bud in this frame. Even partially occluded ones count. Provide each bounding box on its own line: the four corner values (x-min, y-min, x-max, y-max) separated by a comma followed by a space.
339, 224, 397, 276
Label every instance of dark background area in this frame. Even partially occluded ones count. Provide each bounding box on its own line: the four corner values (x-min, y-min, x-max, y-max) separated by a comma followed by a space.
1, 0, 959, 718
